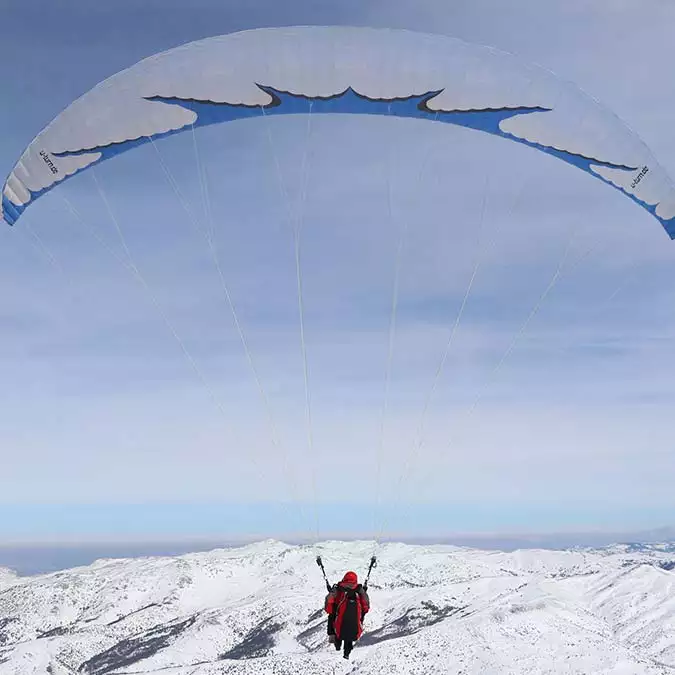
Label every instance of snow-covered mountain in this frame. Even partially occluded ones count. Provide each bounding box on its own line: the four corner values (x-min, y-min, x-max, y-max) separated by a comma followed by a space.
0, 568, 17, 592
2, 540, 675, 674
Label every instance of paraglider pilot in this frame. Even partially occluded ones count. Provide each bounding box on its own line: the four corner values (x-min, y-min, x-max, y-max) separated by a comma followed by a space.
324, 571, 370, 660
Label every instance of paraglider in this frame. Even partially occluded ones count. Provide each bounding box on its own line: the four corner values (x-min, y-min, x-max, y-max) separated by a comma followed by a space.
317, 555, 375, 658
3, 29, 675, 664
325, 571, 371, 660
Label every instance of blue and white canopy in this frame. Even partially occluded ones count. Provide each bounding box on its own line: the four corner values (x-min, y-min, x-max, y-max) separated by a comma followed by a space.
3, 26, 675, 235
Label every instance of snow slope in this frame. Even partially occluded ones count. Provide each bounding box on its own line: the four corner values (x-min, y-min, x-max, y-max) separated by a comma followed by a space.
0, 568, 18, 592
1, 540, 675, 674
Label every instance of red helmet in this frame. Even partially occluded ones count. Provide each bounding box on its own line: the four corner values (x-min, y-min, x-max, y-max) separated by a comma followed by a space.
342, 571, 358, 585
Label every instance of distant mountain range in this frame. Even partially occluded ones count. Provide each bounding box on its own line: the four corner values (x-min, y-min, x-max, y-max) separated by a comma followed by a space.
4, 525, 675, 576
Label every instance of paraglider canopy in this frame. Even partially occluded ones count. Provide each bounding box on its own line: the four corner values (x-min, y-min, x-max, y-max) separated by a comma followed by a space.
3, 26, 675, 236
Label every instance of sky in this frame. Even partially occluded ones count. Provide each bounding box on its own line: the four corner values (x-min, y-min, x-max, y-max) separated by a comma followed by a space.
2, 0, 675, 544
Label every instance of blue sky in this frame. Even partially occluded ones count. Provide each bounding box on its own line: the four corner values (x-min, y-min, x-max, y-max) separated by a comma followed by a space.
2, 0, 675, 543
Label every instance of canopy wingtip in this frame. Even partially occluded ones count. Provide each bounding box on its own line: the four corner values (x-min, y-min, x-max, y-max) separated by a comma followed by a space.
1, 193, 21, 227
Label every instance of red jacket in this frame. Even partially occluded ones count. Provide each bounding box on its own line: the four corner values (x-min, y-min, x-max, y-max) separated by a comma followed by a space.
324, 571, 370, 640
